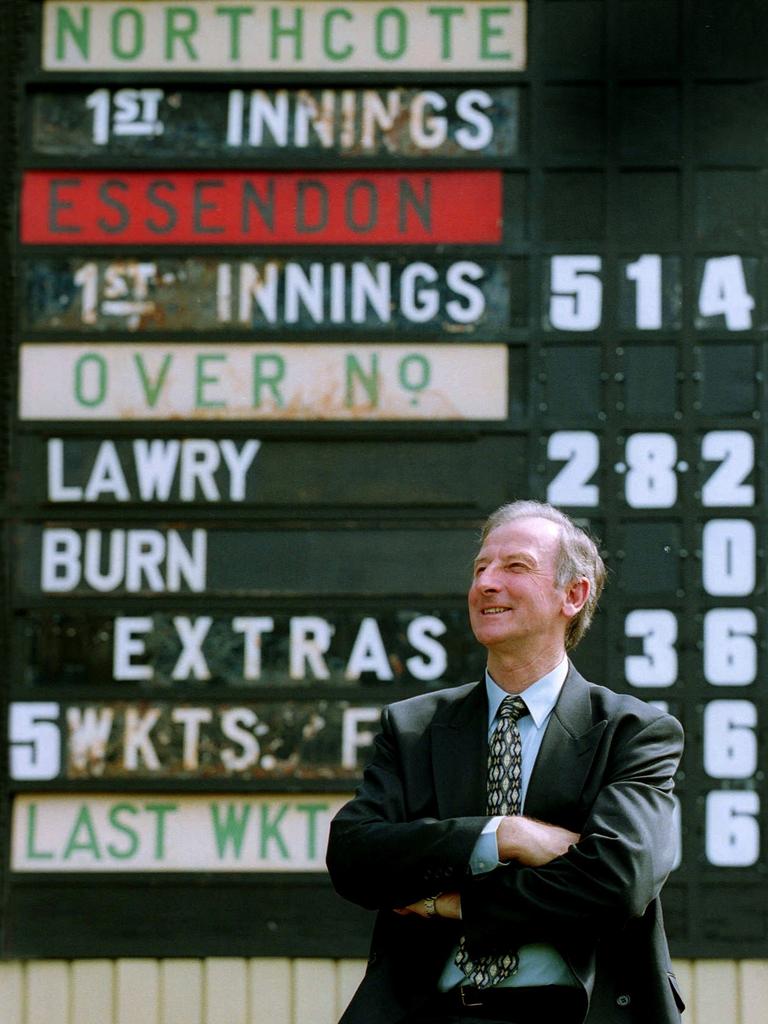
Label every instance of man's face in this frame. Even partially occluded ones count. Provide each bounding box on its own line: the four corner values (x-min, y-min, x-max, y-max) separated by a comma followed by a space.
468, 517, 571, 656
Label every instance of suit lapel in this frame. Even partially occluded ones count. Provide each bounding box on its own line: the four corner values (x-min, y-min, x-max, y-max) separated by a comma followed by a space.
430, 682, 488, 818
524, 664, 606, 824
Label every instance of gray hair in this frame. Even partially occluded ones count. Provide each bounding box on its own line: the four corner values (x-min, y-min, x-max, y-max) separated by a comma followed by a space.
480, 500, 606, 650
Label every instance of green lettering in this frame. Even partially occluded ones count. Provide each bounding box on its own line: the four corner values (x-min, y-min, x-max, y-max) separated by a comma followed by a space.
399, 354, 431, 400
63, 805, 101, 860
375, 8, 407, 61
56, 7, 90, 61
111, 7, 144, 62
145, 802, 177, 860
165, 6, 199, 60
216, 6, 253, 61
345, 353, 379, 408
25, 804, 54, 860
196, 353, 227, 408
270, 6, 304, 61
252, 354, 285, 407
296, 803, 328, 860
75, 353, 107, 408
480, 6, 511, 60
106, 803, 140, 860
323, 8, 353, 61
134, 352, 171, 408
259, 803, 290, 860
210, 803, 252, 858
428, 6, 464, 59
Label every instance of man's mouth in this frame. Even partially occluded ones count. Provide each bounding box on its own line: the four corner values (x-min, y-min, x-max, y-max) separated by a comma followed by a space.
481, 607, 512, 615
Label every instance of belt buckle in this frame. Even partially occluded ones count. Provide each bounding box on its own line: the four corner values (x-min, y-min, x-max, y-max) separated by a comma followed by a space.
460, 986, 484, 1008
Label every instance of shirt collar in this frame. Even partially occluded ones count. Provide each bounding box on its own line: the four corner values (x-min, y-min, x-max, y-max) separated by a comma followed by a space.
485, 655, 569, 729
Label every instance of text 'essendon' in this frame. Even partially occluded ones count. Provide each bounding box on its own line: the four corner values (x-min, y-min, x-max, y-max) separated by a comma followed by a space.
21, 170, 502, 245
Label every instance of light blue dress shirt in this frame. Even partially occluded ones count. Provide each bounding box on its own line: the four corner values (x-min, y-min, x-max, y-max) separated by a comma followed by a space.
439, 655, 579, 990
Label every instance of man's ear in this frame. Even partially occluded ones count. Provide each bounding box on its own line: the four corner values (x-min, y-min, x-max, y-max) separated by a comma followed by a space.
562, 578, 590, 619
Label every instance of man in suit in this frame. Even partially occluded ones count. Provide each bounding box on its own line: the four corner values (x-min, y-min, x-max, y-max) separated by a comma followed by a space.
327, 500, 685, 1024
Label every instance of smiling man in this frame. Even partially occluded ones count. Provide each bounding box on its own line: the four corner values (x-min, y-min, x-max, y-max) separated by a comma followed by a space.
327, 500, 685, 1024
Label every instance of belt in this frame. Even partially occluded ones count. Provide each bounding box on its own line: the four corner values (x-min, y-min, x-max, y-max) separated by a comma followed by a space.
433, 984, 583, 1020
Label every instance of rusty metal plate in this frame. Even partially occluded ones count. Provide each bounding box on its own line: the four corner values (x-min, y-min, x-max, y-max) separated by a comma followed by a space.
9, 698, 390, 779
15, 607, 484, 688
29, 86, 522, 160
22, 256, 521, 336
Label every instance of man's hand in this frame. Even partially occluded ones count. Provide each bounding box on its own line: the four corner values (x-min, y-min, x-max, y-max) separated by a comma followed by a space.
497, 816, 580, 867
393, 891, 462, 920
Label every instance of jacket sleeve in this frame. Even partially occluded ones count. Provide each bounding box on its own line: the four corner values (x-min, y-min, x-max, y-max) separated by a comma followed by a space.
460, 712, 684, 951
326, 706, 488, 911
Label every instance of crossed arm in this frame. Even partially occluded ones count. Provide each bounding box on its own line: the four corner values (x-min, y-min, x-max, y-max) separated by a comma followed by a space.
327, 707, 683, 946
394, 816, 580, 920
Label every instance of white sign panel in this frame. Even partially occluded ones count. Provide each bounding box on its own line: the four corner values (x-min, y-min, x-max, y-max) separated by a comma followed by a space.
43, 1, 527, 72
12, 793, 349, 871
19, 342, 509, 421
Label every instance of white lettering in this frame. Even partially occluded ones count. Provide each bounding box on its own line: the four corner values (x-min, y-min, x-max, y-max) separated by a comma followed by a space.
41, 529, 82, 591
221, 708, 261, 771
345, 618, 393, 680
113, 617, 153, 681
67, 706, 114, 772
123, 707, 161, 770
48, 439, 82, 500
406, 616, 448, 681
341, 707, 380, 769
290, 617, 333, 680
172, 617, 212, 680
232, 616, 274, 679
171, 707, 213, 770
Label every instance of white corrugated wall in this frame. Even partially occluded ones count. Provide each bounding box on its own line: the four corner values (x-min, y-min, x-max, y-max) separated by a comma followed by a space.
1, 958, 767, 1023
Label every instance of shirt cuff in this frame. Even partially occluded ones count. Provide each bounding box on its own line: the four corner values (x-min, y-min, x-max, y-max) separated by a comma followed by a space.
469, 816, 505, 875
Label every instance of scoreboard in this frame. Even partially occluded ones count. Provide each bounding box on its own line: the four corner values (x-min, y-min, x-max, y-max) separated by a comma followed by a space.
2, 0, 767, 959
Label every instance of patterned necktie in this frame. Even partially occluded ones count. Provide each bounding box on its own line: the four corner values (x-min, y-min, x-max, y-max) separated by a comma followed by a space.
454, 694, 529, 988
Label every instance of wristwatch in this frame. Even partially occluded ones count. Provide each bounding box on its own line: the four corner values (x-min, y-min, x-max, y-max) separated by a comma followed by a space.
423, 894, 442, 919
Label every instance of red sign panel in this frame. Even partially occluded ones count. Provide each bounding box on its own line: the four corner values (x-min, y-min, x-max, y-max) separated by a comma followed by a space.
20, 170, 502, 245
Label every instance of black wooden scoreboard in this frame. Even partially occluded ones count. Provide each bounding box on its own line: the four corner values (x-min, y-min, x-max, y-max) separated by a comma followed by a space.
1, 0, 767, 960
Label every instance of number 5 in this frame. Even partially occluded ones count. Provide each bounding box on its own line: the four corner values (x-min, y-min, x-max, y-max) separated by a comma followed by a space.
9, 703, 61, 780
548, 256, 602, 330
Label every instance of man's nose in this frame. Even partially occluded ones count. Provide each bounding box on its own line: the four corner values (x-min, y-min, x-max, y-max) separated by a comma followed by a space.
476, 567, 501, 590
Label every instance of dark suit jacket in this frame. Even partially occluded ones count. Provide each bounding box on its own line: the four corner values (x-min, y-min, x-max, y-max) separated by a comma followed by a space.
326, 664, 686, 1024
